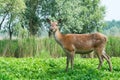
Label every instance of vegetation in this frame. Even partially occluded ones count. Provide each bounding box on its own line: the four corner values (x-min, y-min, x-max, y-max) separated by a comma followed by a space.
0, 0, 105, 38
0, 36, 120, 58
0, 57, 120, 80
0, 0, 120, 79
0, 37, 64, 58
41, 0, 105, 34
106, 37, 120, 57
0, 0, 26, 39
103, 20, 120, 36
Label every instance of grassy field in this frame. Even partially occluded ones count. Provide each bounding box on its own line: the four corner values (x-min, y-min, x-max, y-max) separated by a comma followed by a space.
0, 57, 120, 80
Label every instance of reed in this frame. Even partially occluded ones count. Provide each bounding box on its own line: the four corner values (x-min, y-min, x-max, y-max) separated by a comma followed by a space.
0, 36, 120, 58
0, 37, 64, 58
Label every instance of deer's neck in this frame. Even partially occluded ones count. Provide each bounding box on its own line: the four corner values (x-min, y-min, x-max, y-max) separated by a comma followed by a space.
54, 29, 63, 45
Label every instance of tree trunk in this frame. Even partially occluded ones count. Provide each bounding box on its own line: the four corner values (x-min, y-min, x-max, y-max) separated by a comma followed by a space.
29, 19, 33, 36
8, 20, 13, 40
0, 13, 8, 29
9, 31, 13, 40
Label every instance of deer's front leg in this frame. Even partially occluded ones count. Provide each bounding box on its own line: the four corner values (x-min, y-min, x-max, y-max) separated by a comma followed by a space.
64, 47, 75, 71
70, 51, 75, 70
66, 54, 70, 71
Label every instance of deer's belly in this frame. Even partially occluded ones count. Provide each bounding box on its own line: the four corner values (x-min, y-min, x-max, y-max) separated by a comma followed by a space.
75, 49, 93, 54
75, 45, 94, 54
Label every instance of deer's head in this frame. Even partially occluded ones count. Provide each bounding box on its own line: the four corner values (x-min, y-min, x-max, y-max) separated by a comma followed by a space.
47, 19, 61, 32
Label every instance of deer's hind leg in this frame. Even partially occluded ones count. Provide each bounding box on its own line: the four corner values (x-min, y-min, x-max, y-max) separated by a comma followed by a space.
102, 50, 112, 71
95, 48, 104, 70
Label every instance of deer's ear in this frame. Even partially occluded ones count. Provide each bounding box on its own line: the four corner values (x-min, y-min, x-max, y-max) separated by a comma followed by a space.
47, 18, 51, 23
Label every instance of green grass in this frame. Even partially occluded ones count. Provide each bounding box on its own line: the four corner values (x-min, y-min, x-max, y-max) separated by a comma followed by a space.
0, 38, 64, 58
0, 57, 120, 80
106, 36, 120, 57
1, 36, 120, 58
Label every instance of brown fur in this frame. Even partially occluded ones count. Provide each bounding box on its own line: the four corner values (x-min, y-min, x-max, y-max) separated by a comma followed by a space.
47, 19, 112, 71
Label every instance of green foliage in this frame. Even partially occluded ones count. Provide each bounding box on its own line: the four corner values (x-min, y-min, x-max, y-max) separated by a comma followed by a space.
0, 38, 64, 58
0, 0, 26, 39
0, 57, 120, 79
0, 40, 18, 57
0, 0, 25, 15
103, 20, 120, 36
42, 0, 105, 34
104, 26, 120, 36
106, 37, 120, 57
104, 20, 120, 30
1, 0, 105, 37
13, 23, 29, 38
0, 36, 120, 57
24, 0, 40, 35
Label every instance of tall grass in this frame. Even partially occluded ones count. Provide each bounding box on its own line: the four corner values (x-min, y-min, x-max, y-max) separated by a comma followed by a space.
0, 37, 64, 58
0, 36, 120, 58
106, 36, 120, 57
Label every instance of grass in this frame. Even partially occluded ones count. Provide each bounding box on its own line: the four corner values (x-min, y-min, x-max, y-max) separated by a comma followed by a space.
106, 36, 120, 57
0, 38, 64, 58
0, 57, 120, 80
0, 36, 120, 58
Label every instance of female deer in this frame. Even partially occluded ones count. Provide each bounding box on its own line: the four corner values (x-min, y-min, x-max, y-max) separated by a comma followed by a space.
47, 19, 112, 71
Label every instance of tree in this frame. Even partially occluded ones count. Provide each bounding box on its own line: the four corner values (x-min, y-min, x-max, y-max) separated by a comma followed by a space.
103, 20, 120, 36
0, 0, 105, 38
41, 0, 105, 35
0, 0, 26, 39
23, 0, 40, 36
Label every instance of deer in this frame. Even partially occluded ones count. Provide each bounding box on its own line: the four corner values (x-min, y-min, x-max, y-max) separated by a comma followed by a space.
47, 19, 112, 72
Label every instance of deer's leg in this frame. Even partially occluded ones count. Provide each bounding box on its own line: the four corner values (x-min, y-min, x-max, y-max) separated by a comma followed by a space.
66, 54, 70, 71
97, 55, 103, 69
70, 51, 75, 70
95, 49, 104, 69
102, 50, 112, 71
